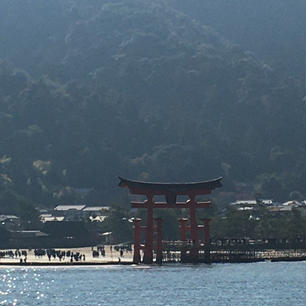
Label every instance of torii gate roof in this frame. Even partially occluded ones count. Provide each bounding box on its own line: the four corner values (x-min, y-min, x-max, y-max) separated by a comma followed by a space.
118, 177, 222, 196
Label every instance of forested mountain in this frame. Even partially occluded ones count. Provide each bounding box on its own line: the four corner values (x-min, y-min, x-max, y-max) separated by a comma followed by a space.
168, 0, 306, 79
0, 0, 305, 213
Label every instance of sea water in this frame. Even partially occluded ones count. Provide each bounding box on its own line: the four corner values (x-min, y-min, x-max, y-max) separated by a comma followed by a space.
0, 261, 305, 306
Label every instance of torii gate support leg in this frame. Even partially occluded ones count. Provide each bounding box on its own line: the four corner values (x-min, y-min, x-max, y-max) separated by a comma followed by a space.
133, 218, 142, 264
143, 196, 154, 264
179, 218, 188, 262
204, 218, 211, 264
155, 218, 163, 264
189, 196, 199, 263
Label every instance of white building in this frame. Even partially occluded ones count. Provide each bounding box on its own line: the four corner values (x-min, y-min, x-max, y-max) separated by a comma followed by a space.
230, 199, 273, 211
50, 205, 110, 222
53, 205, 86, 221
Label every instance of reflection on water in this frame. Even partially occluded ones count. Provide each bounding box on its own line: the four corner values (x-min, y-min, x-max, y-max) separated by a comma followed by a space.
0, 262, 305, 306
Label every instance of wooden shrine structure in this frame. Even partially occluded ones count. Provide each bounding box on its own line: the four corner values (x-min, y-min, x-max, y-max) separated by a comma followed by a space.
119, 176, 222, 264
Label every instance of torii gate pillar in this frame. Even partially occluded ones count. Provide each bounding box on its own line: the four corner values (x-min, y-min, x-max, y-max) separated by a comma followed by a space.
203, 218, 211, 263
155, 218, 163, 264
143, 195, 154, 264
132, 218, 142, 264
179, 218, 188, 262
189, 195, 199, 262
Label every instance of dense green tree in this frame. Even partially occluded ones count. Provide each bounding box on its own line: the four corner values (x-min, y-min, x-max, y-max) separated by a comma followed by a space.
100, 205, 133, 243
17, 201, 41, 230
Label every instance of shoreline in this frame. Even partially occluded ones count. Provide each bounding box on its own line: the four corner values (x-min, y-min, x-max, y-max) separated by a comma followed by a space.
0, 256, 305, 267
0, 261, 132, 266
1, 245, 305, 267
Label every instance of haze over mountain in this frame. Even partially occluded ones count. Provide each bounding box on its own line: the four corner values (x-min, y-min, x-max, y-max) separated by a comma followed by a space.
168, 0, 306, 79
0, 0, 304, 213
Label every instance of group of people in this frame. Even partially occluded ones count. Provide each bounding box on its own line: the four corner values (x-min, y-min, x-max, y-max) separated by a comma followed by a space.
34, 248, 86, 262
91, 244, 132, 259
0, 244, 134, 263
0, 248, 86, 263
0, 249, 28, 263
113, 244, 132, 254
92, 245, 106, 257
0, 249, 27, 259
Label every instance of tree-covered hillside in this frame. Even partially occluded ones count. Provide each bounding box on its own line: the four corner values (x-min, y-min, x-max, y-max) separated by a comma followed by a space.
0, 0, 305, 213
168, 0, 306, 79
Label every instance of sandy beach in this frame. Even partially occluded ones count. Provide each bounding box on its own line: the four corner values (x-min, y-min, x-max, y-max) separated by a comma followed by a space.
0, 245, 134, 266
1, 246, 305, 266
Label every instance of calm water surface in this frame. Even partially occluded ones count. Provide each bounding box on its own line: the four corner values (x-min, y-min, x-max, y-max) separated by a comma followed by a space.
0, 261, 305, 306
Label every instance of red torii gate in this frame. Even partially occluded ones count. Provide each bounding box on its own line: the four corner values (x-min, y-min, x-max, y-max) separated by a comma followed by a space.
119, 177, 222, 264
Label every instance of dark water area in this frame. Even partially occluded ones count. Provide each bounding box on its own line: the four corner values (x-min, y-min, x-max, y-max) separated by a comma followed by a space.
0, 261, 305, 306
